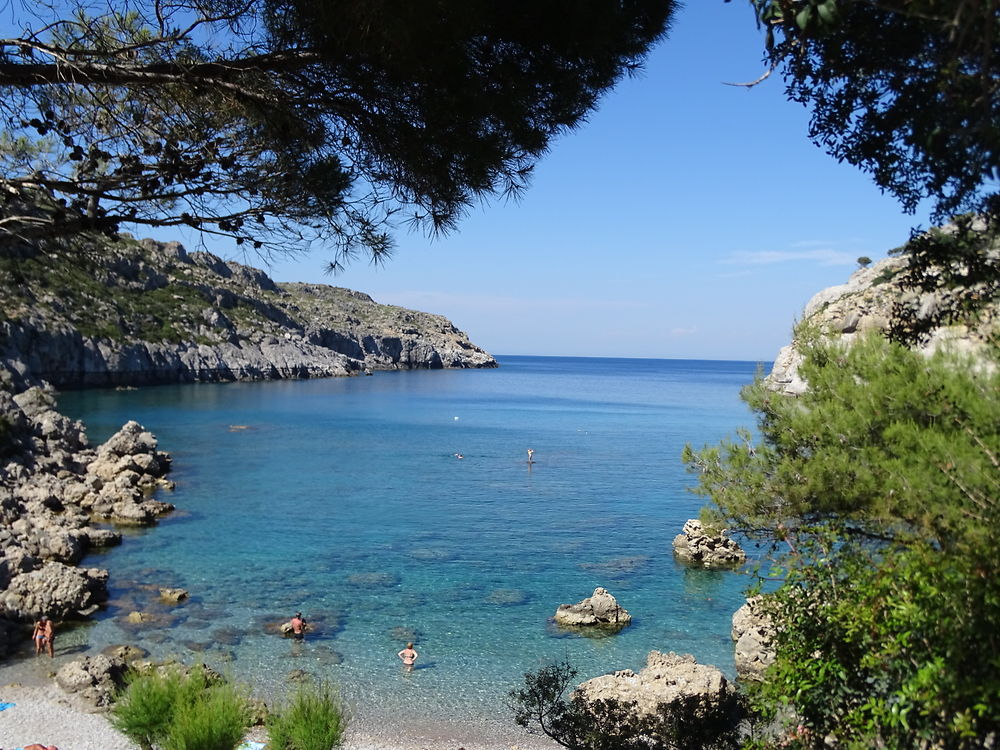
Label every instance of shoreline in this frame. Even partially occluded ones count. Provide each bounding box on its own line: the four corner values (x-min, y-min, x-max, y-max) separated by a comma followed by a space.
0, 684, 558, 750
1, 655, 557, 750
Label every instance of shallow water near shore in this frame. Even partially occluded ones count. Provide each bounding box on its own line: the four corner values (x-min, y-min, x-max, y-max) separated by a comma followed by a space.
19, 356, 762, 741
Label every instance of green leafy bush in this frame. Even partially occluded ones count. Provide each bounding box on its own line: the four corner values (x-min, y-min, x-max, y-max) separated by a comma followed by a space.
266, 682, 348, 750
110, 668, 188, 750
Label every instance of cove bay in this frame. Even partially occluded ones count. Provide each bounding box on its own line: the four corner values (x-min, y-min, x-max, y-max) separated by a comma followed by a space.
45, 355, 761, 739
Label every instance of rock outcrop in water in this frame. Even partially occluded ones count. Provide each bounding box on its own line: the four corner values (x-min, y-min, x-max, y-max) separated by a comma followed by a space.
672, 519, 746, 568
553, 586, 632, 629
0, 233, 496, 391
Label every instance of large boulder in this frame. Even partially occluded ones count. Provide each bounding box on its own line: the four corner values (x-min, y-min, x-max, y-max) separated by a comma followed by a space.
554, 586, 632, 629
672, 519, 746, 568
732, 596, 776, 681
578, 650, 738, 720
56, 653, 128, 709
0, 561, 108, 620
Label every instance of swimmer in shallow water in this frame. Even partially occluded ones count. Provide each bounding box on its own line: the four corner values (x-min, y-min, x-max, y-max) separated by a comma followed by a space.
398, 641, 418, 672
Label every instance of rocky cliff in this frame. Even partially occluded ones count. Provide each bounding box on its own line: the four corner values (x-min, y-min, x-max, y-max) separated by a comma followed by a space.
767, 249, 999, 395
0, 233, 496, 390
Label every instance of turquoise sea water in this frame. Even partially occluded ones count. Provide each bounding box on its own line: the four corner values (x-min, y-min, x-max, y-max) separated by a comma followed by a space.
50, 355, 762, 737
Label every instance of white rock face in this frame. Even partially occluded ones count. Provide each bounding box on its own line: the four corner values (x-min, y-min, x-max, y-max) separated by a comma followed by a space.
765, 254, 998, 395
553, 586, 632, 628
731, 596, 775, 682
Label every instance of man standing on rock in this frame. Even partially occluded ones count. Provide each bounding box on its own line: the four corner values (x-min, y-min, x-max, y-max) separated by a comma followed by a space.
32, 615, 54, 658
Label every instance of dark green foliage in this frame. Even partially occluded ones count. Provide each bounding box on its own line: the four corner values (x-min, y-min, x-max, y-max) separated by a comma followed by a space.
265, 682, 347, 750
684, 331, 1000, 552
749, 540, 1000, 748
161, 678, 251, 750
855, 256, 871, 268
889, 215, 1000, 345
749, 0, 999, 223
0, 0, 674, 264
685, 329, 1000, 749
508, 662, 744, 750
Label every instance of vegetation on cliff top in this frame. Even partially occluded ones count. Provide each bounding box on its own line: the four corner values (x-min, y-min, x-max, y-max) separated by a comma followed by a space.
0, 233, 475, 350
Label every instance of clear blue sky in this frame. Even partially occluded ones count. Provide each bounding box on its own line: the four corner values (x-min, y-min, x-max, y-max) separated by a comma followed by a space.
153, 2, 931, 362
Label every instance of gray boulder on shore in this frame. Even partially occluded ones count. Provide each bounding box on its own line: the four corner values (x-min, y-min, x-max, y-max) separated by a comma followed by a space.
732, 596, 776, 682
0, 385, 175, 652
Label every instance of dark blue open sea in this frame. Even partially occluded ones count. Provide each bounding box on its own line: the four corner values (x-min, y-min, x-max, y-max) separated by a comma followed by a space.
45, 355, 763, 741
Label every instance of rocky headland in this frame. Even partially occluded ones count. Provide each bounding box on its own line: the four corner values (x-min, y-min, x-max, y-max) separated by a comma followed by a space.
0, 232, 496, 392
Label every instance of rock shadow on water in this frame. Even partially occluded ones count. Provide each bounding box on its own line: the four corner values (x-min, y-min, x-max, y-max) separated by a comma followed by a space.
545, 618, 634, 640
406, 547, 456, 562
484, 588, 530, 606
345, 571, 401, 589
285, 643, 343, 667
578, 555, 651, 581
437, 581, 486, 603
212, 626, 245, 646
388, 626, 422, 643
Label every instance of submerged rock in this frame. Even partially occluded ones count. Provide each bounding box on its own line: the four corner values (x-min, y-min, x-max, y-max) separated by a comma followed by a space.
554, 586, 632, 629
159, 587, 189, 604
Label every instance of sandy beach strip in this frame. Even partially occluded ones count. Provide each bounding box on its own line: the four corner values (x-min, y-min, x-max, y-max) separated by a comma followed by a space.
0, 682, 557, 750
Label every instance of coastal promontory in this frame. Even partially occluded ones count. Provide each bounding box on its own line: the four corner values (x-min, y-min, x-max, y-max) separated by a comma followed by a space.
0, 233, 496, 391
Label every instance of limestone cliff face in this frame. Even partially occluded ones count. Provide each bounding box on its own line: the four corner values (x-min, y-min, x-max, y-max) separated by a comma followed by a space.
767, 254, 999, 395
0, 235, 496, 389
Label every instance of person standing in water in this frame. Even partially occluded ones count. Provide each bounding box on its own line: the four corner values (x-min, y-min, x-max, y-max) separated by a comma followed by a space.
398, 642, 418, 672
527, 448, 535, 464
32, 615, 54, 658
289, 612, 306, 641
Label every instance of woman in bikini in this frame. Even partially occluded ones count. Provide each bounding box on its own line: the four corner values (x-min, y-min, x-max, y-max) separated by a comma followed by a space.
397, 642, 418, 672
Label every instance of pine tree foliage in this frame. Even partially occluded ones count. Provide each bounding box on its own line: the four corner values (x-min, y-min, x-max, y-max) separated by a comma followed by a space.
746, 0, 999, 224
0, 0, 674, 265
684, 330, 1000, 552
684, 330, 1000, 747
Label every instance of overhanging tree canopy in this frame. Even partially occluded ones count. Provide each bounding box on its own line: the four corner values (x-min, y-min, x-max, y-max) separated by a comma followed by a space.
745, 0, 999, 222
0, 0, 674, 265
